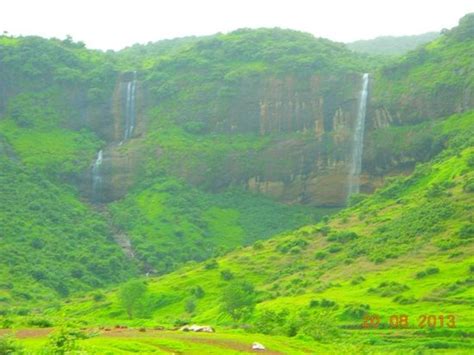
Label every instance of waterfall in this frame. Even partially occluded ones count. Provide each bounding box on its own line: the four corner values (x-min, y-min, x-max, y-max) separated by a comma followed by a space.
347, 73, 369, 198
91, 149, 103, 202
123, 71, 137, 140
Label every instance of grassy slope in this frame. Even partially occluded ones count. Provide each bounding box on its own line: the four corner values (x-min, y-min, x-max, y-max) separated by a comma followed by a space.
109, 177, 334, 274
35, 110, 474, 352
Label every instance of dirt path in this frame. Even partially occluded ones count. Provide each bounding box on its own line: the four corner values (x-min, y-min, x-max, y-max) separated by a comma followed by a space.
1, 327, 283, 354
100, 328, 283, 354
0, 328, 53, 338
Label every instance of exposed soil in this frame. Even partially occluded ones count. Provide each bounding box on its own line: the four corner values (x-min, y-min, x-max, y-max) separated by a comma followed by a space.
0, 327, 53, 338
0, 327, 283, 354
100, 328, 283, 354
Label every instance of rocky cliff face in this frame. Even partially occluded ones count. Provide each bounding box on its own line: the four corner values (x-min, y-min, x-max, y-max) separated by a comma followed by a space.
94, 72, 369, 206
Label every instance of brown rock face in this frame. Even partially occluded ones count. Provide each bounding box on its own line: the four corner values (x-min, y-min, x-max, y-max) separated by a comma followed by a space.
88, 72, 378, 207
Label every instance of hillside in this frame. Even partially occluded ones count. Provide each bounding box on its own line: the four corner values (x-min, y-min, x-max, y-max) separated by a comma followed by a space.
347, 32, 440, 56
371, 13, 474, 123
0, 13, 473, 355
44, 110, 474, 353
0, 30, 350, 299
0, 142, 137, 304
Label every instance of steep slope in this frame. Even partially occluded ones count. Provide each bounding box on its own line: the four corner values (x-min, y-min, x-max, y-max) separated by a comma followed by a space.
91, 28, 378, 206
109, 179, 333, 274
347, 32, 440, 56
370, 13, 474, 124
0, 32, 339, 292
55, 110, 474, 352
0, 141, 137, 305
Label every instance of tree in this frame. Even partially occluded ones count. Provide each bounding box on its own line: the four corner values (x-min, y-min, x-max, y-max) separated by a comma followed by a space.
119, 280, 147, 319
221, 280, 256, 321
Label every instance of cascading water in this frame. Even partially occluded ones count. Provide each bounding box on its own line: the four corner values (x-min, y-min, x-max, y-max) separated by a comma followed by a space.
347, 73, 369, 198
91, 149, 103, 202
123, 71, 137, 140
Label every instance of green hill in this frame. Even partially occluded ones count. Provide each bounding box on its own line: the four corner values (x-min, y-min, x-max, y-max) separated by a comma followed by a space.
347, 32, 440, 56
31, 109, 472, 353
372, 13, 474, 123
0, 144, 136, 305
0, 13, 473, 355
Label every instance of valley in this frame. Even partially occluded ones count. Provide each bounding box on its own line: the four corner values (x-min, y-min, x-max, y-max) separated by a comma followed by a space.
0, 11, 473, 355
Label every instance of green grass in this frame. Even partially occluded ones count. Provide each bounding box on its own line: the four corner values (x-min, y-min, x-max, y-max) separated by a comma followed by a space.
0, 120, 100, 177
109, 177, 335, 274
18, 111, 471, 353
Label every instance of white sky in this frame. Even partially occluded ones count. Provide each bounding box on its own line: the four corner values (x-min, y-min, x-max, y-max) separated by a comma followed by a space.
1, 0, 473, 50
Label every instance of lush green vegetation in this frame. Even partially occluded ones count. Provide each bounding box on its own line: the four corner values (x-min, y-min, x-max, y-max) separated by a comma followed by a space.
347, 32, 439, 56
8, 110, 470, 353
0, 13, 473, 354
373, 13, 474, 123
0, 153, 136, 307
110, 177, 332, 274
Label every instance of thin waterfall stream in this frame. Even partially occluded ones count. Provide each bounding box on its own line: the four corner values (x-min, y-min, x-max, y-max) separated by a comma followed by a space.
347, 73, 369, 199
91, 149, 103, 202
124, 71, 137, 140
90, 72, 137, 203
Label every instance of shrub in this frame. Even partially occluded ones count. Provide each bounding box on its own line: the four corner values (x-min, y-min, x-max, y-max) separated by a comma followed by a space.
253, 309, 289, 335
1, 318, 14, 329
327, 231, 358, 243
466, 152, 474, 167
393, 295, 417, 304
298, 310, 340, 341
276, 239, 308, 254
341, 304, 370, 319
173, 318, 190, 327
320, 299, 337, 308
44, 328, 87, 354
185, 298, 196, 313
27, 318, 53, 328
190, 286, 205, 298
0, 335, 24, 354
253, 241, 264, 250
204, 259, 218, 270
459, 224, 474, 239
314, 251, 327, 260
220, 269, 234, 281
368, 281, 409, 297
426, 181, 455, 198
92, 292, 105, 302
118, 280, 148, 319
328, 245, 342, 253
183, 121, 207, 134
348, 193, 368, 206
463, 177, 474, 192
351, 276, 366, 285
221, 280, 256, 321
320, 225, 331, 236
415, 267, 440, 279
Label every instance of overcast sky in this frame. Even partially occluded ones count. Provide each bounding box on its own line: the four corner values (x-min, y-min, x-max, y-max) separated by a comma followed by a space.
1, 0, 473, 50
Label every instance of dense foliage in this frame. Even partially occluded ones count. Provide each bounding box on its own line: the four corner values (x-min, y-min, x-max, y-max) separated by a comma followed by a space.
51, 111, 474, 353
373, 13, 474, 123
347, 32, 439, 56
0, 15, 473, 353
0, 154, 136, 306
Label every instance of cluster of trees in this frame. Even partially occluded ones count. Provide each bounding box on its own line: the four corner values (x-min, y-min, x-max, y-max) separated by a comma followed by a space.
0, 157, 136, 303
110, 178, 323, 275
